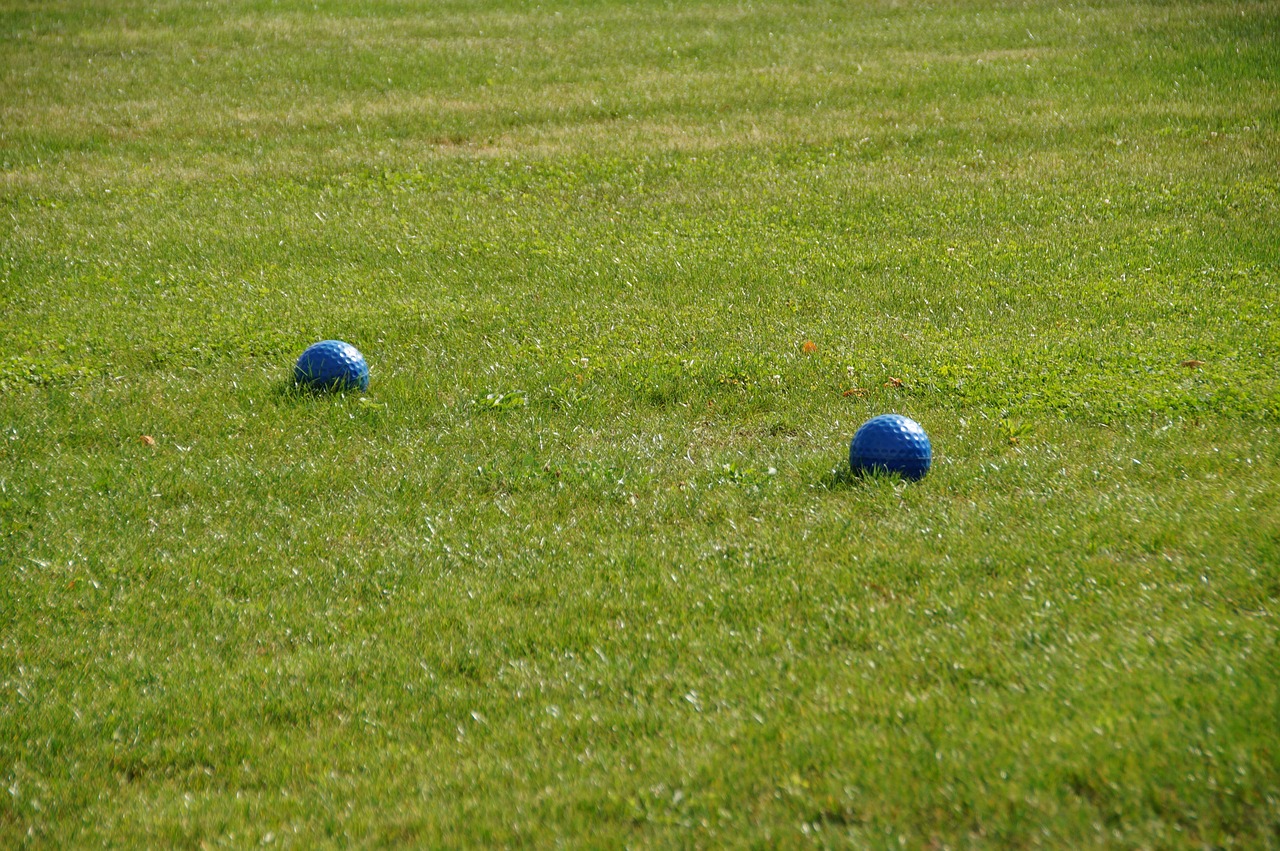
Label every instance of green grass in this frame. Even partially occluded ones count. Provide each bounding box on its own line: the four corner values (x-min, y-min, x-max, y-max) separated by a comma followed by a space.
2, 0, 1279, 847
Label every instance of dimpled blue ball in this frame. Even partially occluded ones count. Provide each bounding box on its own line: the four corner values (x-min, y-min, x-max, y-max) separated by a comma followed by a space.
294, 340, 369, 392
850, 414, 931, 480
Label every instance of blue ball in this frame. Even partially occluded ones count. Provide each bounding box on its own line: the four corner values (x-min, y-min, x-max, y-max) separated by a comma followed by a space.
294, 340, 369, 392
849, 414, 931, 480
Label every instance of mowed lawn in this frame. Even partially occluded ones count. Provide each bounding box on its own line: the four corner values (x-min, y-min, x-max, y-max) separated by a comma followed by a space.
2, 0, 1278, 847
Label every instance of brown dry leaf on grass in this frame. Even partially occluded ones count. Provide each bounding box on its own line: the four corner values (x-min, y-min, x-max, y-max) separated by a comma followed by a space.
1181, 359, 1205, 369
140, 435, 156, 446
843, 387, 869, 397
801, 340, 818, 354
884, 377, 903, 387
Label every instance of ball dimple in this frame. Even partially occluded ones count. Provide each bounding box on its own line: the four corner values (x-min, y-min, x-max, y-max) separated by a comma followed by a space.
294, 340, 369, 392
849, 414, 931, 480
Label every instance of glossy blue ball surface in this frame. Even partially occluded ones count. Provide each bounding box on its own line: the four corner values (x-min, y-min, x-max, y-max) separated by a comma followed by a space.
294, 340, 369, 391
849, 414, 931, 480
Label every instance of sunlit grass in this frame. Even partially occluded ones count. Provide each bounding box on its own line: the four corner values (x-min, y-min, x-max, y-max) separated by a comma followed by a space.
2, 0, 1278, 847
